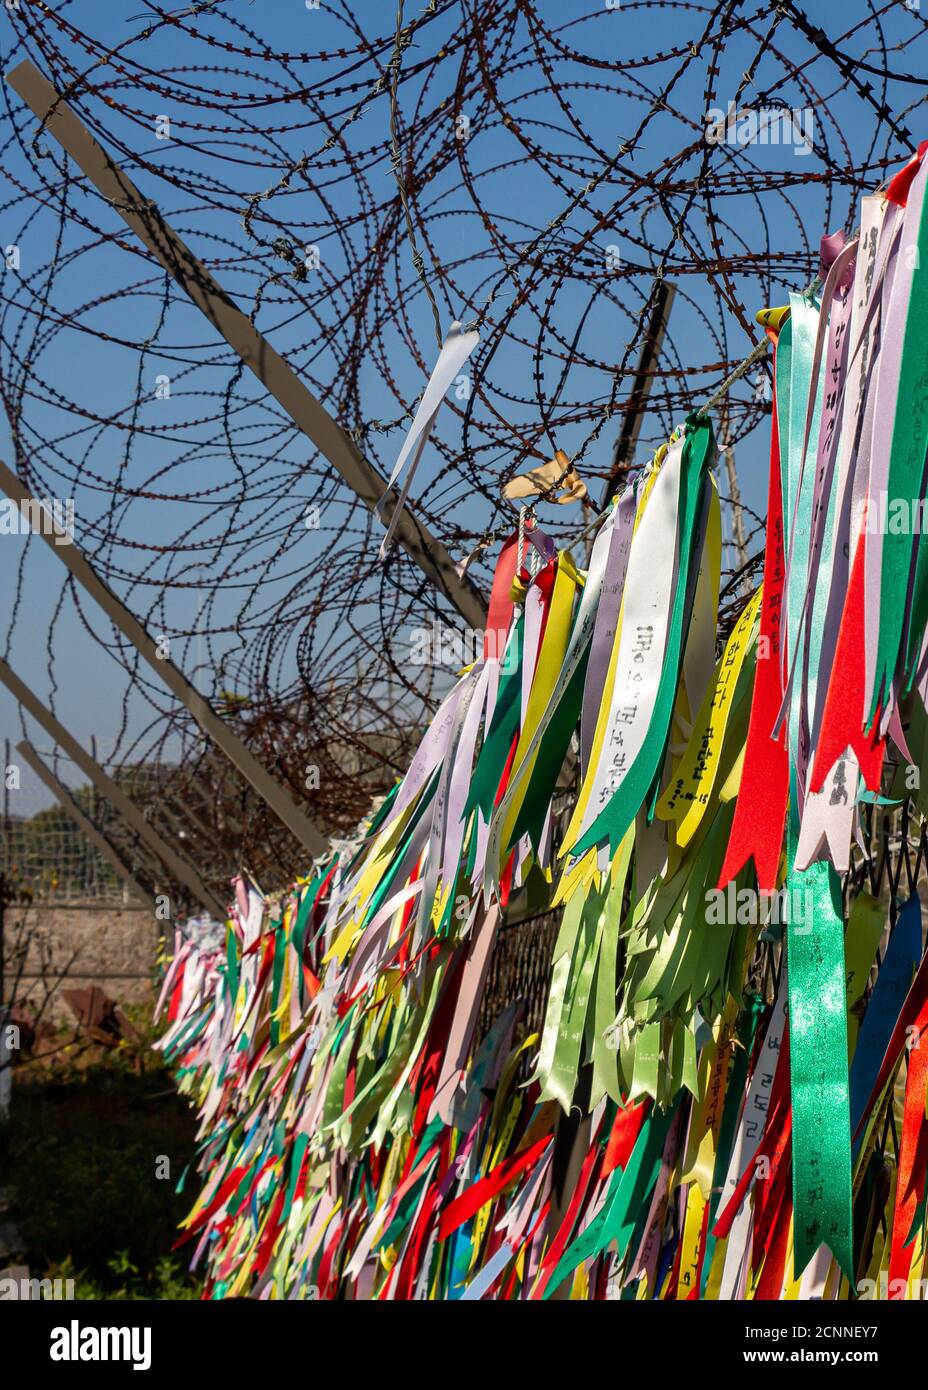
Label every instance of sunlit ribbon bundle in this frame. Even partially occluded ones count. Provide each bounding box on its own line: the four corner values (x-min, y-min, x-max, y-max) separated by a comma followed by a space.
156, 145, 928, 1300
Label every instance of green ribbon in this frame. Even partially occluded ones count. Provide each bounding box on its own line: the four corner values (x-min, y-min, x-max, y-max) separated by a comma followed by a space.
509, 643, 590, 851
590, 835, 634, 1107
269, 920, 286, 1047
536, 884, 603, 1110
225, 922, 239, 1005
543, 1094, 678, 1297
779, 298, 853, 1281
785, 854, 853, 1280
466, 617, 524, 820
872, 177, 928, 709
572, 415, 714, 857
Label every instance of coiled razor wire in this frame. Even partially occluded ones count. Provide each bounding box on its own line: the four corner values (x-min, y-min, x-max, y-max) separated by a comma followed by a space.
0, 0, 924, 891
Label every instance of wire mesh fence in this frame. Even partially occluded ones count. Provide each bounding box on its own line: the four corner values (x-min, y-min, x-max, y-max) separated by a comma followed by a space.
0, 737, 162, 903
479, 795, 928, 1124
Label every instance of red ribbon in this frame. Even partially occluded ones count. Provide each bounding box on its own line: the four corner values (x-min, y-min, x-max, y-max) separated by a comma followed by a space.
886, 141, 928, 209
483, 528, 527, 661
437, 1134, 552, 1242
808, 530, 885, 794
601, 1097, 650, 1178
717, 331, 788, 892
887, 994, 928, 1295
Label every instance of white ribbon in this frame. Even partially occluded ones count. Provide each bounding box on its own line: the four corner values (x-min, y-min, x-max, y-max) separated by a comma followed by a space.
572, 437, 685, 845
378, 320, 479, 558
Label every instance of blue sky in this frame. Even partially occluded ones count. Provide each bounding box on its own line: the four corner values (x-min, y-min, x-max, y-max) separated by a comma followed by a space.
0, 0, 924, 808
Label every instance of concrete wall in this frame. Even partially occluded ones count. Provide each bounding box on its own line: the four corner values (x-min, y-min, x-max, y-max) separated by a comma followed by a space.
4, 901, 158, 1025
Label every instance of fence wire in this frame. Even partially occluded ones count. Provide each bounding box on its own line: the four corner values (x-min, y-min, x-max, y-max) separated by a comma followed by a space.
0, 2, 924, 894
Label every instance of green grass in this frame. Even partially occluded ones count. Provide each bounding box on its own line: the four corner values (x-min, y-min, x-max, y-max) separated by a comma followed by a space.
0, 1030, 202, 1299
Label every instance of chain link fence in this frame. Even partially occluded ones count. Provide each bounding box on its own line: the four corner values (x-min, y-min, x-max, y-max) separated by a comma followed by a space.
0, 739, 163, 905
480, 798, 928, 1132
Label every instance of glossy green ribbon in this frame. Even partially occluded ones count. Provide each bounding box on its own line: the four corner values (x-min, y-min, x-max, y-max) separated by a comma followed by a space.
590, 833, 634, 1107
465, 616, 524, 821
779, 299, 854, 1281
508, 643, 590, 850
784, 852, 853, 1280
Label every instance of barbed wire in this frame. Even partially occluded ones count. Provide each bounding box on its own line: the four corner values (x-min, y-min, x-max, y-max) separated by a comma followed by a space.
0, 0, 923, 891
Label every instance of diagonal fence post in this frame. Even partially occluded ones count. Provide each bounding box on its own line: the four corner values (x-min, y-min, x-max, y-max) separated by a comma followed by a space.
0, 657, 224, 918
5, 59, 487, 631
16, 741, 151, 905
0, 457, 327, 861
